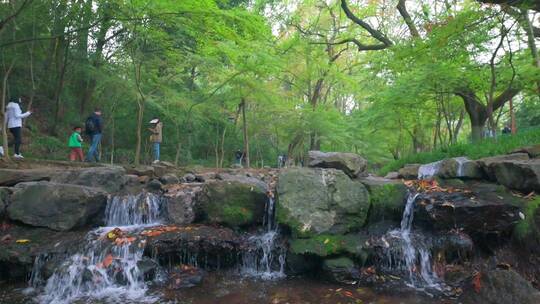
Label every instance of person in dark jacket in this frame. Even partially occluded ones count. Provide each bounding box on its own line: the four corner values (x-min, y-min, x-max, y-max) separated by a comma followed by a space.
85, 108, 103, 162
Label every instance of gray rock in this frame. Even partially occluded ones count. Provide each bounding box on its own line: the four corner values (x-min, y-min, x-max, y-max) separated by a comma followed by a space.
183, 173, 197, 183
461, 269, 540, 304
0, 187, 9, 218
414, 184, 522, 234
125, 166, 155, 177
0, 168, 58, 186
165, 184, 203, 225
7, 181, 107, 231
216, 173, 268, 192
491, 159, 540, 192
308, 151, 367, 178
384, 171, 399, 179
398, 164, 420, 179
159, 174, 180, 185
52, 166, 127, 192
321, 257, 359, 284
359, 176, 408, 224
197, 181, 267, 227
419, 157, 483, 179
276, 168, 370, 236
146, 179, 163, 191
477, 153, 529, 181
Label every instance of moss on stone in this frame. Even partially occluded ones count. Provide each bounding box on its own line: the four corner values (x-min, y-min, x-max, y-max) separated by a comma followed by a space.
322, 256, 355, 269
289, 233, 368, 262
514, 197, 540, 242
367, 183, 407, 223
200, 181, 266, 228
221, 206, 253, 227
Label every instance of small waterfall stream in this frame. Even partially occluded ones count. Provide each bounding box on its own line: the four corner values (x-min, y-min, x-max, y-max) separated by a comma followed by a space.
241, 196, 286, 280
32, 193, 165, 304
387, 193, 441, 291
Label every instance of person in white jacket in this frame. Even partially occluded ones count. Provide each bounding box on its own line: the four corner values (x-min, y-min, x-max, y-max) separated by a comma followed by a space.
6, 97, 32, 159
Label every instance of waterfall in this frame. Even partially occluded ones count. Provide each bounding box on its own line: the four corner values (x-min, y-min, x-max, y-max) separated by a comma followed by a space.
105, 192, 164, 227
32, 192, 165, 304
241, 196, 286, 280
387, 193, 441, 290
454, 157, 468, 177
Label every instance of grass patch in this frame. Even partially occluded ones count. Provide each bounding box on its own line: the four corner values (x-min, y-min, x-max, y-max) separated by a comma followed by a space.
513, 197, 540, 242
379, 128, 540, 175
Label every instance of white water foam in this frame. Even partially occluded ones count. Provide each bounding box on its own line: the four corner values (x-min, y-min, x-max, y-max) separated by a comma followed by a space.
388, 193, 441, 290
32, 192, 165, 304
241, 197, 286, 280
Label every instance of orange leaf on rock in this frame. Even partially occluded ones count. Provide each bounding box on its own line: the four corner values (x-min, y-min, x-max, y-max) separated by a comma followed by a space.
101, 254, 113, 268
472, 272, 482, 293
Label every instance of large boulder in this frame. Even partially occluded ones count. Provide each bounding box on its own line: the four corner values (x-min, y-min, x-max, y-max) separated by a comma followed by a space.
7, 182, 107, 231
0, 168, 58, 186
477, 153, 529, 181
52, 166, 127, 192
414, 182, 523, 234
216, 172, 268, 192
398, 164, 420, 179
461, 269, 540, 304
277, 168, 370, 237
197, 181, 267, 228
165, 184, 204, 225
359, 176, 408, 224
308, 151, 367, 178
490, 159, 540, 192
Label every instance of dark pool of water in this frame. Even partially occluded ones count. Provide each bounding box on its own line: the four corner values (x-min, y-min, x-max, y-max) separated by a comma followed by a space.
0, 273, 457, 304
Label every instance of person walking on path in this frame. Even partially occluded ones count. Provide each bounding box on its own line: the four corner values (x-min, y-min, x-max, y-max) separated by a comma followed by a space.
85, 108, 103, 162
148, 117, 162, 163
6, 97, 32, 159
68, 126, 84, 161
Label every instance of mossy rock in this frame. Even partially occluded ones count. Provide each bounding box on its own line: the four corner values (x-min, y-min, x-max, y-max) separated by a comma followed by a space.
276, 168, 370, 237
513, 197, 540, 250
289, 233, 368, 263
321, 256, 359, 284
362, 179, 407, 224
197, 181, 266, 228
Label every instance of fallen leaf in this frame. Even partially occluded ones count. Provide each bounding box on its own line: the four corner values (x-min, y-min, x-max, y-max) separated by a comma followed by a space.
472, 272, 482, 293
16, 239, 31, 244
100, 254, 114, 268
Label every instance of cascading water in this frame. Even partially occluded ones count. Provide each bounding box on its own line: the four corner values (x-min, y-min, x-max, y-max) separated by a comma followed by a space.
454, 157, 468, 178
31, 192, 165, 304
387, 193, 441, 290
241, 196, 286, 280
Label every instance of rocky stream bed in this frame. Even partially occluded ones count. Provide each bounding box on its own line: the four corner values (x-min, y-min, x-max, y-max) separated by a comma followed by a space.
0, 150, 540, 304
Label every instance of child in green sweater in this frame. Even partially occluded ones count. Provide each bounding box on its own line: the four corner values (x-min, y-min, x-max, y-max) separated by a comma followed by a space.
68, 126, 84, 161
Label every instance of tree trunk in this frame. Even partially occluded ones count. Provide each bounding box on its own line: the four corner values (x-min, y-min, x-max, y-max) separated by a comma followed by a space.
241, 98, 250, 168
134, 98, 144, 165
1, 61, 15, 160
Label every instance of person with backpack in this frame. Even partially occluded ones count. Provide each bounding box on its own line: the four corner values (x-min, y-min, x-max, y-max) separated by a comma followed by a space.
68, 126, 84, 161
85, 108, 103, 162
6, 97, 32, 159
148, 117, 162, 163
